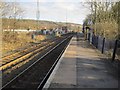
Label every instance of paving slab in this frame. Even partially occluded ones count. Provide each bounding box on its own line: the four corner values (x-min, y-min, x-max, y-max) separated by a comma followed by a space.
44, 36, 119, 89
76, 38, 118, 88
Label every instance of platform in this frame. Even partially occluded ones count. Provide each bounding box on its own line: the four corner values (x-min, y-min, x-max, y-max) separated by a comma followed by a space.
44, 36, 119, 89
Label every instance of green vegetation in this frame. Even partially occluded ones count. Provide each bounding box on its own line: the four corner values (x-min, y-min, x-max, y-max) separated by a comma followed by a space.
1, 1, 81, 54
0, 1, 81, 31
2, 31, 46, 54
2, 18, 81, 31
83, 1, 120, 40
2, 18, 81, 54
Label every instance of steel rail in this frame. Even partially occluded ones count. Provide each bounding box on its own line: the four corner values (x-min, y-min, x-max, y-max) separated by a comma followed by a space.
37, 36, 72, 89
1, 35, 72, 89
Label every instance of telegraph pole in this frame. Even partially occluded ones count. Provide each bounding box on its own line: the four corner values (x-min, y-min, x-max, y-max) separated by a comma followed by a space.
65, 8, 68, 33
66, 8, 67, 26
36, 0, 40, 31
13, 0, 16, 32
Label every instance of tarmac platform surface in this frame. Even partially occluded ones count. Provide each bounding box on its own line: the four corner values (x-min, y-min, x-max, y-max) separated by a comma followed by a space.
44, 36, 119, 89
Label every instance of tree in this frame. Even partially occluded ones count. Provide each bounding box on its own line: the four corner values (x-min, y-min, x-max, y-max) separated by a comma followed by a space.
83, 0, 119, 39
0, 1, 9, 18
0, 1, 24, 31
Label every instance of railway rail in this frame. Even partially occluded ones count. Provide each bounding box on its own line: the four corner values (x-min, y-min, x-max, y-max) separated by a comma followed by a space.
2, 35, 67, 85
1, 37, 59, 66
1, 33, 73, 89
1, 36, 67, 72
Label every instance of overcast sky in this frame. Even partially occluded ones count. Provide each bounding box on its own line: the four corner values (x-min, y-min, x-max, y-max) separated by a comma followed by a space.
4, 0, 92, 24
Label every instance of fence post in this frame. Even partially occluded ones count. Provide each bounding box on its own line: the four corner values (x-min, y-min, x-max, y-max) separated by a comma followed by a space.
96, 36, 98, 48
112, 40, 118, 61
88, 33, 90, 42
102, 38, 105, 54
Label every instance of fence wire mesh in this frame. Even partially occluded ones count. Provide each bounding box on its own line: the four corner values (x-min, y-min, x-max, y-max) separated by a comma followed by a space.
88, 34, 120, 61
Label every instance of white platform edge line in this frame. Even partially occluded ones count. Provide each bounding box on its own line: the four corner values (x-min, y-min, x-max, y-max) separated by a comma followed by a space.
43, 37, 74, 89
2, 36, 70, 89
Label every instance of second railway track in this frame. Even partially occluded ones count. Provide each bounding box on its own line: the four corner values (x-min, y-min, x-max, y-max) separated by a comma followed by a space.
1, 36, 67, 72
2, 33, 73, 89
1, 37, 60, 66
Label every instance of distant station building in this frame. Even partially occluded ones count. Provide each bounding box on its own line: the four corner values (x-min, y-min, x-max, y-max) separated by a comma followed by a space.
83, 19, 93, 41
62, 26, 68, 33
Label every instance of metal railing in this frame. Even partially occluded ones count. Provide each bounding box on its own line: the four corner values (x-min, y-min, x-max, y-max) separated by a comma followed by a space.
87, 33, 120, 62
112, 40, 120, 61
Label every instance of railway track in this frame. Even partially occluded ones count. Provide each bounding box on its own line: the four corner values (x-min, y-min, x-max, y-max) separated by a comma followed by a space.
1, 38, 59, 66
2, 36, 67, 84
1, 36, 66, 72
2, 34, 73, 89
1, 41, 55, 70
